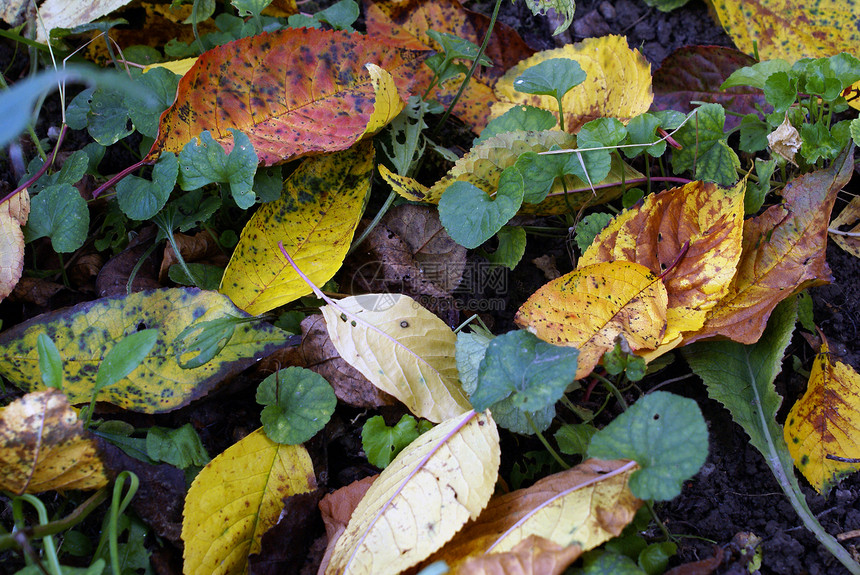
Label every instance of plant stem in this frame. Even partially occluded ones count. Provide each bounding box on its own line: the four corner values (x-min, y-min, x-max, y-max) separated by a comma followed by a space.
0, 489, 109, 551
525, 412, 570, 470
347, 190, 396, 256
644, 500, 673, 541
594, 373, 628, 409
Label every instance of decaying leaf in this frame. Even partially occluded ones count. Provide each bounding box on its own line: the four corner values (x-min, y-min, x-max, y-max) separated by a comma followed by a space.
785, 337, 860, 494
493, 36, 653, 133
829, 195, 860, 260
422, 459, 640, 571
325, 410, 500, 575
767, 113, 802, 166
456, 535, 583, 575
35, 0, 134, 41
687, 145, 854, 344
220, 142, 373, 315
183, 428, 316, 575
515, 261, 668, 379
146, 28, 427, 166
0, 288, 291, 413
321, 293, 471, 422
0, 190, 28, 303
579, 180, 745, 353
0, 389, 108, 494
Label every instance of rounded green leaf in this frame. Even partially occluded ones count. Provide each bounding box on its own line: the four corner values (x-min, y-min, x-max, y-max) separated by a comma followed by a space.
94, 329, 159, 393
25, 184, 90, 253
475, 105, 557, 145
587, 391, 708, 501
513, 58, 586, 100
116, 152, 178, 220
256, 367, 336, 445
361, 414, 423, 469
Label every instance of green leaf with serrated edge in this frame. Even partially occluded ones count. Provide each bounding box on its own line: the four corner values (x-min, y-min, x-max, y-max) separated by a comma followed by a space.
575, 212, 613, 252
88, 88, 133, 146
168, 263, 224, 290
587, 391, 708, 501
25, 183, 90, 253
455, 326, 494, 397
231, 0, 273, 17
316, 0, 360, 30
555, 423, 596, 457
95, 329, 159, 394
740, 114, 769, 154
525, 0, 575, 35
763, 71, 797, 113
361, 414, 423, 469
474, 105, 557, 146
127, 68, 181, 139
146, 423, 210, 468
578, 118, 627, 149
638, 542, 677, 575
572, 551, 647, 575
622, 113, 664, 158
745, 158, 775, 215
721, 59, 792, 90
672, 103, 740, 186
439, 166, 524, 249
178, 129, 258, 209
472, 329, 578, 412
801, 121, 841, 163
480, 225, 526, 270
0, 288, 292, 413
256, 367, 337, 444
173, 316, 238, 369
24, 150, 89, 193
513, 58, 585, 101
36, 333, 63, 390
683, 299, 860, 571
117, 152, 178, 220
804, 59, 843, 100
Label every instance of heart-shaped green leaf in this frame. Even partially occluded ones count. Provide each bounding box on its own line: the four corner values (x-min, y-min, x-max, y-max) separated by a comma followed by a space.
256, 367, 337, 445
116, 152, 178, 220
513, 58, 585, 100
178, 129, 258, 209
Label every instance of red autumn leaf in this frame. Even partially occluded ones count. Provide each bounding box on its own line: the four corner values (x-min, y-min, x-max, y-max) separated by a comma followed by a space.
652, 45, 765, 131
145, 28, 429, 166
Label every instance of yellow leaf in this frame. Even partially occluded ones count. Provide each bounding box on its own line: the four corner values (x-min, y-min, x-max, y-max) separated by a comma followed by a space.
220, 142, 374, 315
321, 293, 471, 422
492, 36, 652, 133
710, 0, 860, 61
326, 410, 500, 575
183, 428, 316, 575
0, 190, 28, 303
829, 195, 860, 260
579, 181, 745, 350
0, 288, 290, 413
0, 389, 108, 494
515, 261, 668, 379
784, 340, 860, 494
143, 56, 197, 76
426, 459, 640, 571
378, 164, 429, 202
362, 63, 405, 137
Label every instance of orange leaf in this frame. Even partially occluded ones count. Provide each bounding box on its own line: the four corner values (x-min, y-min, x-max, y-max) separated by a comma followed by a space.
579, 180, 745, 352
456, 536, 582, 575
146, 28, 428, 166
687, 146, 854, 344
515, 261, 667, 379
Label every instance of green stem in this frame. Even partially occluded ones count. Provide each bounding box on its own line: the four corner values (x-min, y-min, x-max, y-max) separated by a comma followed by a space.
347, 190, 397, 256
164, 227, 201, 287
0, 489, 109, 551
17, 495, 63, 575
525, 413, 569, 470
645, 500, 673, 541
594, 373, 628, 409
126, 242, 159, 295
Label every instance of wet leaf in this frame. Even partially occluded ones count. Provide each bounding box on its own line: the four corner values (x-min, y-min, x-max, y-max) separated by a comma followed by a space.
423, 459, 640, 571
493, 36, 652, 133
587, 392, 708, 501
0, 288, 291, 413
515, 261, 668, 380
0, 389, 108, 494
147, 28, 426, 166
688, 145, 853, 344
256, 367, 337, 445
321, 293, 472, 422
178, 130, 257, 209
183, 428, 316, 575
784, 338, 860, 494
220, 142, 373, 315
326, 410, 500, 575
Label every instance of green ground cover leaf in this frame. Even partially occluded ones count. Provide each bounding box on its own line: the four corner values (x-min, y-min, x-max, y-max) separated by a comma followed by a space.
513, 58, 585, 100
127, 68, 181, 139
36, 333, 63, 389
574, 212, 613, 251
622, 113, 664, 158
587, 391, 708, 501
0, 288, 291, 413
256, 367, 337, 445
525, 0, 575, 35
480, 225, 527, 269
88, 88, 135, 146
555, 423, 596, 457
178, 129, 258, 209
672, 103, 740, 186
475, 105, 557, 145
25, 183, 90, 253
146, 423, 210, 468
116, 152, 178, 220
455, 326, 495, 397
361, 414, 431, 468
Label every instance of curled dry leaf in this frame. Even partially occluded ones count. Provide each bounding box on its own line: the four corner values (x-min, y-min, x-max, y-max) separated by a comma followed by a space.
767, 113, 802, 166
0, 389, 108, 494
422, 459, 640, 571
492, 36, 653, 133
325, 410, 500, 575
785, 337, 860, 494
515, 261, 668, 379
829, 195, 860, 260
0, 190, 29, 303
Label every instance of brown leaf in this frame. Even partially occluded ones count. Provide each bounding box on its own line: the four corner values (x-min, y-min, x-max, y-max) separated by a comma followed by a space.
664, 547, 724, 575
8, 277, 65, 308
159, 229, 224, 282
830, 195, 860, 259
456, 536, 582, 575
96, 226, 161, 297
317, 475, 378, 574
69, 252, 105, 289
248, 488, 325, 575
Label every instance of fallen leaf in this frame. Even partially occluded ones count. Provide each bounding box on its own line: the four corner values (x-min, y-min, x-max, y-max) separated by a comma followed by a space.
0, 389, 108, 494
784, 337, 860, 494
325, 410, 500, 575
830, 195, 860, 259
0, 0, 30, 26
220, 142, 373, 315
159, 229, 223, 282
515, 261, 668, 379
321, 293, 472, 422
0, 190, 28, 303
423, 459, 640, 571
247, 488, 325, 575
0, 288, 291, 413
767, 113, 802, 166
710, 0, 860, 61
687, 145, 853, 344
35, 0, 134, 41
455, 535, 582, 575
8, 277, 65, 308
183, 428, 317, 575
492, 36, 652, 133
96, 226, 162, 297
146, 28, 427, 166
579, 180, 745, 352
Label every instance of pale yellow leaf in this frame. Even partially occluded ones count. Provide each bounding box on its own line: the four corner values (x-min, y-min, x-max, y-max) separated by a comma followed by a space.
183, 428, 316, 575
326, 410, 500, 575
321, 293, 472, 422
36, 0, 135, 42
830, 195, 860, 260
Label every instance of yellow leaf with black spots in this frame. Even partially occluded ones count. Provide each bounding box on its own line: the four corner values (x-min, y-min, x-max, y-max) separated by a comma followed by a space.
0, 389, 108, 494
0, 288, 291, 413
220, 141, 374, 315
